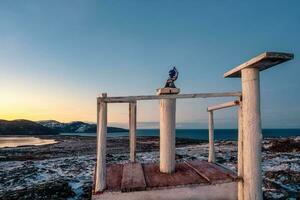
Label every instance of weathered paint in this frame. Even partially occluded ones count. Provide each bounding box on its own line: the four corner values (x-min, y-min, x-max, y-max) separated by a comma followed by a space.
95, 93, 107, 193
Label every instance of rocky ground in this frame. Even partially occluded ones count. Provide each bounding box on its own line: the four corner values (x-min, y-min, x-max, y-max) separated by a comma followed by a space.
0, 135, 299, 200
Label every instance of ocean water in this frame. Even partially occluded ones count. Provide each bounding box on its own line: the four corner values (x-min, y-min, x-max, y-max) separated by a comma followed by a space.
0, 137, 57, 148
60, 129, 300, 140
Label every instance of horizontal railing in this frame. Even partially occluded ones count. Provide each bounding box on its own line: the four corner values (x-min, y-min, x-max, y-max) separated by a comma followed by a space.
98, 92, 242, 103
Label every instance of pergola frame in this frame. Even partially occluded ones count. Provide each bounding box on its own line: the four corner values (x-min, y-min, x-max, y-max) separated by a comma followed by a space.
95, 92, 241, 192
94, 52, 293, 200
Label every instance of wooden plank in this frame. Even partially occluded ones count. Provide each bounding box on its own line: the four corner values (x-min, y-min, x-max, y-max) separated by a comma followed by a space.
187, 160, 235, 184
98, 92, 242, 103
106, 164, 123, 191
210, 162, 238, 180
224, 52, 293, 78
121, 162, 146, 192
207, 100, 239, 111
184, 161, 211, 183
143, 162, 208, 188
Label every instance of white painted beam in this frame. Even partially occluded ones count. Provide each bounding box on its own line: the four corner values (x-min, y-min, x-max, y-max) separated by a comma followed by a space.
129, 102, 137, 162
98, 92, 242, 103
207, 100, 239, 111
208, 111, 215, 163
95, 93, 107, 193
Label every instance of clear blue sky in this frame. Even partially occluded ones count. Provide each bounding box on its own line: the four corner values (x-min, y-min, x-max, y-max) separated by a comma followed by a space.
0, 0, 299, 128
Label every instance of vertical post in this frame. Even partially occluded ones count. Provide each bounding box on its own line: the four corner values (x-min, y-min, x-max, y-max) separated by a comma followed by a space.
160, 98, 176, 173
129, 101, 137, 162
238, 101, 244, 200
95, 93, 107, 193
208, 111, 215, 163
241, 68, 262, 200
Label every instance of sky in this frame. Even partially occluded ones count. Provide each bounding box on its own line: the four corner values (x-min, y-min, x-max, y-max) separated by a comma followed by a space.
0, 0, 299, 129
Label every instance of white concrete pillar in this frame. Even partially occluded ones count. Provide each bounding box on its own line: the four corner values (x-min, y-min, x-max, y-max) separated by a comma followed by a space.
129, 101, 137, 162
95, 94, 107, 193
208, 111, 215, 163
160, 98, 176, 173
238, 102, 244, 200
241, 68, 262, 200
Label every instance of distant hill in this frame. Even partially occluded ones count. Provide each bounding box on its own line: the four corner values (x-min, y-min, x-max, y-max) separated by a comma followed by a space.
37, 120, 128, 133
0, 120, 59, 135
0, 119, 128, 135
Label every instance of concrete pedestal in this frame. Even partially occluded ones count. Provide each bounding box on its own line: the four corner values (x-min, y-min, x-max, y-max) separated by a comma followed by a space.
157, 87, 180, 95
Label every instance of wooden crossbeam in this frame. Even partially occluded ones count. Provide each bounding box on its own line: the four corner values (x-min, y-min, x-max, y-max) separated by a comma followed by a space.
207, 100, 240, 111
98, 92, 242, 103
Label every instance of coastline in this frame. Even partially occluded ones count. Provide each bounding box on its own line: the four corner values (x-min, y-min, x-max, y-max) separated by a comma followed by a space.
0, 136, 57, 148
0, 135, 299, 199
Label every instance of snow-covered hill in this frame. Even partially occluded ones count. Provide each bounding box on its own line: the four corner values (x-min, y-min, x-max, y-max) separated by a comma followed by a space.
38, 120, 65, 129
37, 120, 127, 133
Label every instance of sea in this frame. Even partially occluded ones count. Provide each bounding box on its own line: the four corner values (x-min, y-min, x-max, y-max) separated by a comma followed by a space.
60, 129, 300, 140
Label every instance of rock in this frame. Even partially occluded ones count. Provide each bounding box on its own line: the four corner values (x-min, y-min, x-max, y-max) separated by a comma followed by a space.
265, 170, 300, 186
263, 190, 289, 200
0, 179, 75, 200
81, 182, 93, 200
266, 138, 300, 153
216, 157, 226, 164
175, 154, 184, 160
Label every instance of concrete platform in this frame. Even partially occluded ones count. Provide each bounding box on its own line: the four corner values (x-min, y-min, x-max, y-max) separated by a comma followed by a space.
92, 161, 238, 200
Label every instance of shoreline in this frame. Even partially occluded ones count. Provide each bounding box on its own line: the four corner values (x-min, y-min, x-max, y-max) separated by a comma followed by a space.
0, 136, 57, 148
0, 135, 205, 161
